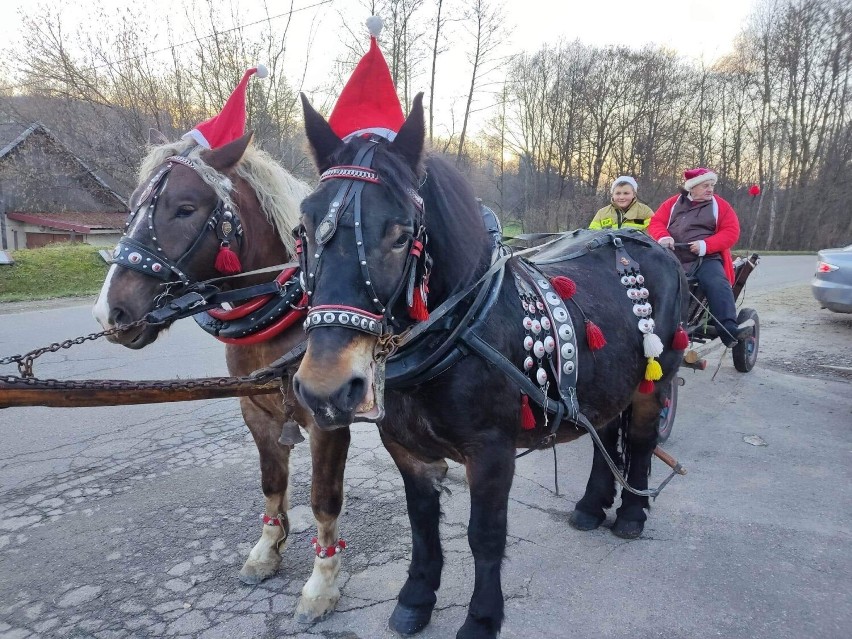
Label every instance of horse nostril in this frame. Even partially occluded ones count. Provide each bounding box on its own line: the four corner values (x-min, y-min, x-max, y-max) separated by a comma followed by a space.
292, 375, 305, 406
331, 376, 366, 413
108, 306, 127, 326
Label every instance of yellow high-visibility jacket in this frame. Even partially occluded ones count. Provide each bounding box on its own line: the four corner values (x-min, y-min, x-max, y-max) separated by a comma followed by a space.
588, 200, 653, 230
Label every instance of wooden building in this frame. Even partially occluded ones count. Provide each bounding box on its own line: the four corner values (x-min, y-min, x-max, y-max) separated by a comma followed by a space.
0, 122, 127, 250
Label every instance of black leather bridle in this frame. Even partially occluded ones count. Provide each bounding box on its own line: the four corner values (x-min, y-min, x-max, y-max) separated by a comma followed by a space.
112, 155, 242, 285
296, 137, 427, 338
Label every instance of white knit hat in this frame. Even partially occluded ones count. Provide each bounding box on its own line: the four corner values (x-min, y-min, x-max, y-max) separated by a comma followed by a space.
611, 176, 638, 194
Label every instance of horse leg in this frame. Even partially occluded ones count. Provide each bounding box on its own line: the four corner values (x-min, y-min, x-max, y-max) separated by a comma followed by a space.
612, 391, 660, 539
569, 415, 621, 531
456, 440, 515, 639
295, 425, 351, 623
238, 396, 292, 585
384, 437, 448, 636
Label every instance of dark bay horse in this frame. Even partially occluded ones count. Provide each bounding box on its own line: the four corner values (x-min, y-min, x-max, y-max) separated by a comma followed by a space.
292, 93, 687, 638
92, 133, 348, 622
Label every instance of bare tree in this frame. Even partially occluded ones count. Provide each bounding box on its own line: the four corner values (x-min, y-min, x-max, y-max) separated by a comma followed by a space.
455, 0, 505, 165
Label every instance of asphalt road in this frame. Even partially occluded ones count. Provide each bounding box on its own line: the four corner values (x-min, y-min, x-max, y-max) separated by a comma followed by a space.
0, 254, 850, 639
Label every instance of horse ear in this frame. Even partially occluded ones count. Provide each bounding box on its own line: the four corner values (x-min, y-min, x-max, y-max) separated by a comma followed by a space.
148, 128, 170, 146
202, 131, 254, 171
301, 93, 342, 173
390, 92, 425, 172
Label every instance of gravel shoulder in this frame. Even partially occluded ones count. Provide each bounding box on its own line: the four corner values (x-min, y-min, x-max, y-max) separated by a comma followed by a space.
742, 283, 852, 382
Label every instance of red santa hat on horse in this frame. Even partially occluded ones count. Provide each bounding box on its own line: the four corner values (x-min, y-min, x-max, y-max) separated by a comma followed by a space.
181, 63, 268, 274
183, 64, 269, 149
328, 16, 404, 141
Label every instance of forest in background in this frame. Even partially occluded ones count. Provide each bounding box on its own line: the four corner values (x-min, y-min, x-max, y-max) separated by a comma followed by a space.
0, 0, 849, 250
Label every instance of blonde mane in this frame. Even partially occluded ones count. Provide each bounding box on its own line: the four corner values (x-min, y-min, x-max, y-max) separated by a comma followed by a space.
137, 139, 313, 254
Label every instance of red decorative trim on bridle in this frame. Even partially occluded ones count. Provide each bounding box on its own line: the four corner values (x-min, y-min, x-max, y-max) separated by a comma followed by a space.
311, 536, 346, 558
319, 166, 381, 184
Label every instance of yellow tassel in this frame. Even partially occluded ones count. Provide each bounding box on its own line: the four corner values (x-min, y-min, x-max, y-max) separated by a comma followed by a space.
645, 357, 663, 381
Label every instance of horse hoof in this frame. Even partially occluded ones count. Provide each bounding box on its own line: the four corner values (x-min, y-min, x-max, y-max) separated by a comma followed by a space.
294, 596, 337, 624
456, 615, 498, 639
569, 509, 605, 531
238, 558, 280, 585
611, 518, 644, 539
389, 603, 433, 636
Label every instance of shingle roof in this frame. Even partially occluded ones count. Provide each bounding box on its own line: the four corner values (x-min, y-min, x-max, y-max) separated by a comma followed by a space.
0, 122, 127, 207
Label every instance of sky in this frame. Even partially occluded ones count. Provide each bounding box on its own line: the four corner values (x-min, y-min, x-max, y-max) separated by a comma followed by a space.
0, 0, 759, 134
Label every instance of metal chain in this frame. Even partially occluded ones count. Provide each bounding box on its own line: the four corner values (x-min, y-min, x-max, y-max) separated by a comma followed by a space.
373, 329, 411, 363
0, 372, 277, 392
0, 318, 149, 378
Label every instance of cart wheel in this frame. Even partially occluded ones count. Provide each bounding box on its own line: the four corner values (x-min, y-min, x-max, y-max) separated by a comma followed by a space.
732, 308, 759, 373
657, 378, 678, 443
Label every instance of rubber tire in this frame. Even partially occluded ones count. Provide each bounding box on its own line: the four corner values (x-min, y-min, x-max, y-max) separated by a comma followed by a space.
657, 378, 678, 443
732, 308, 759, 373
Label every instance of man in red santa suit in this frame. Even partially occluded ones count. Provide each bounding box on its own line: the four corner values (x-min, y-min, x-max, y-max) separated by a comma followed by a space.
648, 167, 750, 347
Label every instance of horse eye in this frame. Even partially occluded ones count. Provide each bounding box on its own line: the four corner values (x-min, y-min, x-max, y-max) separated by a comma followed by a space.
175, 205, 195, 217
393, 234, 411, 249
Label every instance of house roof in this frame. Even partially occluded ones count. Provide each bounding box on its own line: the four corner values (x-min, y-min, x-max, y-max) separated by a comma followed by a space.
0, 122, 128, 207
7, 211, 125, 233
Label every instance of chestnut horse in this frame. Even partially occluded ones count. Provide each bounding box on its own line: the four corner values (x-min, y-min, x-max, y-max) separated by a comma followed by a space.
292, 94, 687, 638
92, 133, 347, 622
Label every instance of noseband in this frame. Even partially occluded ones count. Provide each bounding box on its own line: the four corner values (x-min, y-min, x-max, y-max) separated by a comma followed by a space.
297, 138, 427, 338
112, 155, 242, 285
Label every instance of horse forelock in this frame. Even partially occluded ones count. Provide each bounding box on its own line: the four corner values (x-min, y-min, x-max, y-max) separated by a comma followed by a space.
137, 140, 311, 255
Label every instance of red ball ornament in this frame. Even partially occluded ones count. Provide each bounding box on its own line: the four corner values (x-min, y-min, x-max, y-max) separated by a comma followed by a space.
748, 184, 761, 197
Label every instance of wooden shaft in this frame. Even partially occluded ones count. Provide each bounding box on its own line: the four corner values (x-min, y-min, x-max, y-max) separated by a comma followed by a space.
653, 446, 687, 475
0, 379, 279, 409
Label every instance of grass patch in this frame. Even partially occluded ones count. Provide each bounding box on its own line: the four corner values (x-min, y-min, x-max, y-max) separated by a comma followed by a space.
0, 243, 109, 302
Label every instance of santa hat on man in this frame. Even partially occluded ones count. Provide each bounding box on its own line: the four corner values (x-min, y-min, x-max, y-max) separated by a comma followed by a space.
328, 16, 404, 141
183, 64, 269, 149
683, 167, 718, 191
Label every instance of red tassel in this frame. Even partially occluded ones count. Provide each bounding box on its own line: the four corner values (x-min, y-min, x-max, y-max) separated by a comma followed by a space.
671, 325, 689, 350
520, 394, 536, 430
550, 276, 576, 300
585, 320, 606, 350
408, 283, 429, 321
638, 379, 655, 394
215, 244, 242, 275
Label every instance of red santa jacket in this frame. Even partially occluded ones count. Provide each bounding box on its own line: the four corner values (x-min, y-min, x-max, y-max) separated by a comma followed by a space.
648, 193, 740, 284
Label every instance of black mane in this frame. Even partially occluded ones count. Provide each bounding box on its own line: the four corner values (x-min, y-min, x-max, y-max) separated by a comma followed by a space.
336, 141, 492, 304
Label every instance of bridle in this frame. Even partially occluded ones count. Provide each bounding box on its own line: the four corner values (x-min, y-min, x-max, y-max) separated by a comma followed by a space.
112, 155, 242, 286
296, 137, 428, 338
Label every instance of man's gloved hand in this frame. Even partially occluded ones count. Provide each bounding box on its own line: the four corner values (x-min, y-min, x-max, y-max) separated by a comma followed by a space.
658, 237, 674, 249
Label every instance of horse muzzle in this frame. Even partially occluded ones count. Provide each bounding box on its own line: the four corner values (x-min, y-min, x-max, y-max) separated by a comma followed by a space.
293, 336, 385, 428
105, 323, 162, 350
